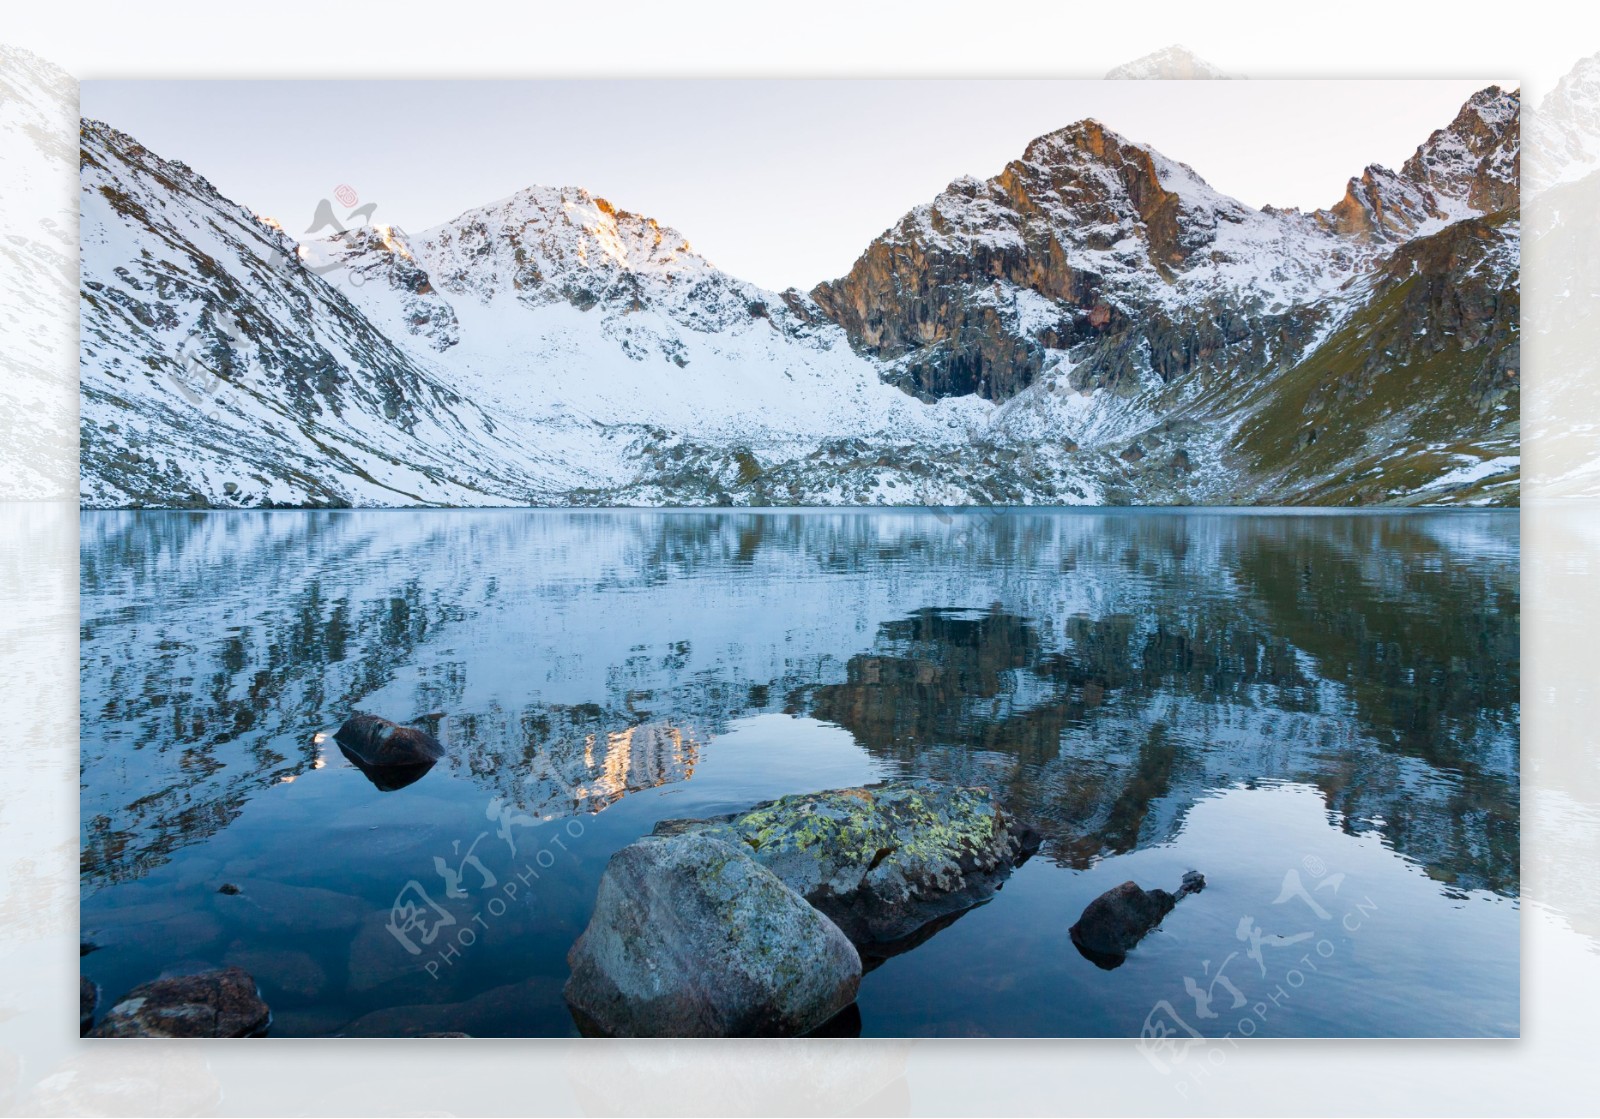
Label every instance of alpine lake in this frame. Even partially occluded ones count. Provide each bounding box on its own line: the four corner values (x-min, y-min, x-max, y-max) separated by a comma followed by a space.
79, 508, 1519, 1038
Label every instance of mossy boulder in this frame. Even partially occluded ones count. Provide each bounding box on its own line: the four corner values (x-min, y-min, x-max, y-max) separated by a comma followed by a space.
564, 834, 861, 1037
653, 779, 1039, 948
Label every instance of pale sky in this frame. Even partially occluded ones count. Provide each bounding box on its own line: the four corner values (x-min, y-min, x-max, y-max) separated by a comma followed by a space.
81, 79, 1512, 291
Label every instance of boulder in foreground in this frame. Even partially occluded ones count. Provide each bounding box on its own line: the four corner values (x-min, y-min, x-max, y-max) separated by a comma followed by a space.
653, 779, 1038, 947
1070, 871, 1205, 969
565, 833, 861, 1037
88, 966, 270, 1037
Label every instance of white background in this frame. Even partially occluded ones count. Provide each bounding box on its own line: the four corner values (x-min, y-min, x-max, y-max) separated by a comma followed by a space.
3, 2, 1597, 1115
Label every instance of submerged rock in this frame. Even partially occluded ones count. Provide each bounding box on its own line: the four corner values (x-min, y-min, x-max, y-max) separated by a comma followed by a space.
88, 966, 270, 1038
334, 714, 444, 789
653, 779, 1038, 947
1070, 871, 1205, 969
565, 833, 861, 1037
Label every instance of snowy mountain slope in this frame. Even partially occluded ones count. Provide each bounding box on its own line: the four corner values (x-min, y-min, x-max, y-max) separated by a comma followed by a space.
79, 120, 598, 507
79, 85, 1521, 509
311, 184, 990, 447
1522, 53, 1600, 498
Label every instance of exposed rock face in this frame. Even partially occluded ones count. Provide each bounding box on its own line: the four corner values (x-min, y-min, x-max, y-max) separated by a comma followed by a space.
1526, 51, 1600, 192
1327, 87, 1520, 242
87, 966, 271, 1037
564, 834, 861, 1037
1069, 871, 1204, 969
653, 779, 1038, 946
813, 89, 1519, 409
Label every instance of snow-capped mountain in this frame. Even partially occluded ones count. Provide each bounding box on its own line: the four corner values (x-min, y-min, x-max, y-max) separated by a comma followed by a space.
78, 84, 1522, 509
1104, 45, 1237, 80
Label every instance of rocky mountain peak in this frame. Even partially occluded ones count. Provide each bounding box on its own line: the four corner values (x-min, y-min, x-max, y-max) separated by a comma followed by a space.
412, 182, 753, 334
1401, 85, 1519, 212
1324, 85, 1518, 243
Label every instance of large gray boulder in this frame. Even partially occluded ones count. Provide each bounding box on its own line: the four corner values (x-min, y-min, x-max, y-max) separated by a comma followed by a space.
653, 779, 1038, 948
565, 834, 860, 1037
87, 966, 270, 1037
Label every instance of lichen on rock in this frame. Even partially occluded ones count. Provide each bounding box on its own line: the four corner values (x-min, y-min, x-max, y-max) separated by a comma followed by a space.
652, 778, 1039, 947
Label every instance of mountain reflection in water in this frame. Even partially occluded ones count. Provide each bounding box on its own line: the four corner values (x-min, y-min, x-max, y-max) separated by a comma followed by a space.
78, 508, 1517, 1036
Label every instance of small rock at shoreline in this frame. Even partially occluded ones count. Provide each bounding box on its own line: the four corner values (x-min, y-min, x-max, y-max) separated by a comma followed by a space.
88, 966, 270, 1038
333, 714, 445, 768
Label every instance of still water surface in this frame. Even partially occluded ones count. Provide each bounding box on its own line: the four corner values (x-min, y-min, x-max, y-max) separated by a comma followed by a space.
79, 509, 1519, 1037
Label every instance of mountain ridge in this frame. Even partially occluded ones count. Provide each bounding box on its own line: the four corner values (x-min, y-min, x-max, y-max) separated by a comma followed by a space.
76, 85, 1521, 509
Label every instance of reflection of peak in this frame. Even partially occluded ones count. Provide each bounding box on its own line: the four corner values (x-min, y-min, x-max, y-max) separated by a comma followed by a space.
570, 722, 699, 812
1104, 45, 1237, 80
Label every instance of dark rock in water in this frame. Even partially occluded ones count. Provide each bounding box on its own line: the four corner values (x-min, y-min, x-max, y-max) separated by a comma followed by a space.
565, 833, 861, 1037
333, 714, 444, 789
88, 966, 270, 1038
79, 975, 97, 1036
653, 779, 1037, 947
80, 939, 99, 957
1070, 871, 1205, 970
417, 1031, 472, 1038
333, 714, 445, 767
217, 882, 241, 895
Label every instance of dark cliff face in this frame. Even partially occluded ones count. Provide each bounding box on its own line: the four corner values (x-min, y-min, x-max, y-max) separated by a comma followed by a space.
809, 119, 1221, 402
811, 89, 1520, 413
